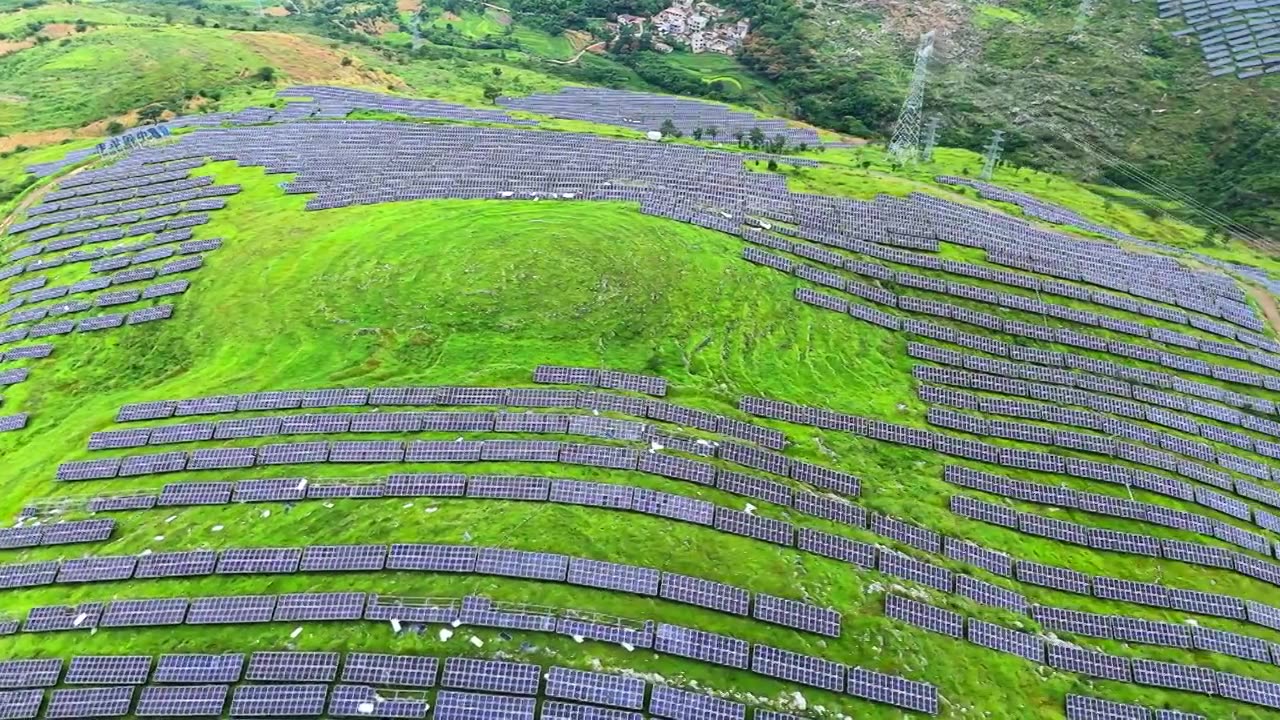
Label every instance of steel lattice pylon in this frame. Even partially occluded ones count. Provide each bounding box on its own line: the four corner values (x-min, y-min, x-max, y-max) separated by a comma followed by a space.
979, 129, 1005, 180
888, 31, 936, 165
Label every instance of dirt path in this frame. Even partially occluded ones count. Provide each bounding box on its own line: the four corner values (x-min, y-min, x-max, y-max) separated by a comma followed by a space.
1247, 285, 1280, 337
0, 165, 88, 235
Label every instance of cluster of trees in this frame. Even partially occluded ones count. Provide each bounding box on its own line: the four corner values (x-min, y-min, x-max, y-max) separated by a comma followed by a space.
658, 119, 807, 154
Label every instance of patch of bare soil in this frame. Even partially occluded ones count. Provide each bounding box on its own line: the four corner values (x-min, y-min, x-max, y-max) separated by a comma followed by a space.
263, 5, 291, 16
231, 32, 407, 88
564, 29, 593, 51
0, 39, 35, 57
441, 10, 462, 21
396, 0, 422, 11
1, 165, 87, 233
1247, 285, 1280, 337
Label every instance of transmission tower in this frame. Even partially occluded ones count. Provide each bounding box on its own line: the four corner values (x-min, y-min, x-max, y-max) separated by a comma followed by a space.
921, 114, 941, 163
1071, 0, 1096, 40
411, 13, 422, 50
887, 30, 936, 165
979, 129, 1005, 181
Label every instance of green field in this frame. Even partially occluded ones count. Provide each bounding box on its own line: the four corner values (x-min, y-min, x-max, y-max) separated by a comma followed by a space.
1, 0, 1280, 715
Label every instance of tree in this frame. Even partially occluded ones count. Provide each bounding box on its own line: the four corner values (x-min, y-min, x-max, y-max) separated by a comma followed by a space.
255, 66, 276, 82
341, 56, 353, 66
73, 18, 87, 32
691, 127, 703, 140
768, 134, 786, 154
767, 159, 778, 171
491, 66, 502, 77
733, 130, 745, 147
797, 142, 808, 153
706, 126, 718, 140
193, 15, 205, 26
106, 121, 124, 135
137, 104, 165, 125
748, 126, 766, 150
659, 118, 679, 137
482, 83, 502, 104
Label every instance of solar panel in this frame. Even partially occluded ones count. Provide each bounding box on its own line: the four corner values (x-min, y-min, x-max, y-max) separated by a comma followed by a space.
55, 557, 133, 586
544, 667, 645, 710
153, 654, 244, 684
466, 475, 551, 501
386, 544, 476, 572
441, 658, 539, 695
404, 440, 483, 462
648, 685, 744, 720
158, 482, 233, 506
1014, 561, 1090, 595
43, 519, 115, 545
753, 594, 840, 637
797, 527, 877, 567
1032, 606, 1111, 639
631, 488, 714, 525
1216, 672, 1280, 710
540, 701, 643, 720
653, 624, 749, 669
1131, 658, 1217, 694
100, 598, 188, 628
0, 659, 62, 688
474, 547, 569, 581
1045, 644, 1130, 681
433, 690, 535, 720
385, 473, 466, 497
45, 686, 134, 719
135, 684, 229, 717
327, 684, 429, 719
256, 441, 329, 465
341, 654, 437, 688
548, 479, 633, 509
245, 652, 339, 683
229, 684, 328, 717
713, 508, 793, 545
884, 594, 963, 638
274, 592, 366, 622
659, 572, 749, 615
793, 492, 865, 527
135, 550, 217, 579
365, 595, 459, 625
750, 645, 845, 692
234, 477, 308, 503
186, 596, 277, 624
217, 547, 302, 574
1192, 626, 1270, 661
0, 689, 43, 719
845, 667, 937, 715
481, 440, 564, 462
878, 550, 953, 592
566, 558, 659, 595
0, 561, 58, 590
1064, 695, 1147, 720
967, 619, 1044, 662
300, 544, 386, 572
24, 603, 103, 633
560, 443, 639, 470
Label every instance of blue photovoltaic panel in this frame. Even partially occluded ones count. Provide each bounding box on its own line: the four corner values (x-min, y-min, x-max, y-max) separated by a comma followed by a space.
752, 594, 841, 637
327, 684, 429, 719
341, 654, 437, 688
654, 624, 749, 669
648, 685, 745, 720
0, 688, 43, 719
229, 684, 328, 717
750, 645, 845, 692
153, 654, 245, 684
65, 656, 151, 685
567, 558, 659, 596
135, 684, 229, 717
245, 652, 339, 683
441, 658, 540, 695
659, 572, 749, 616
0, 659, 63, 688
433, 691, 535, 720
541, 701, 642, 720
544, 667, 645, 710
45, 686, 134, 719
846, 667, 938, 715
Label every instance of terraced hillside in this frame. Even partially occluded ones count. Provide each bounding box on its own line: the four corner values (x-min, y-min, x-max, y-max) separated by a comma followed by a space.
4, 82, 1280, 720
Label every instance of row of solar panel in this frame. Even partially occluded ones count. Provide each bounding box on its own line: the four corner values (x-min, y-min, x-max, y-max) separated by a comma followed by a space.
942, 464, 1270, 562
773, 248, 1280, 391
905, 339, 1280, 438
739, 394, 1280, 591
0, 592, 930, 716
787, 279, 1280, 418
908, 364, 1280, 537
0, 519, 113, 550
531, 365, 667, 397
108, 385, 783, 449
886, 593, 1275, 712
2, 544, 838, 635
912, 350, 1280, 486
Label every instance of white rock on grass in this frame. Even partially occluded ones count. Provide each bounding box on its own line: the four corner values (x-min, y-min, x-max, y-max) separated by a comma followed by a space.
438, 628, 453, 642
469, 636, 484, 648
290, 627, 303, 639
211, 525, 224, 533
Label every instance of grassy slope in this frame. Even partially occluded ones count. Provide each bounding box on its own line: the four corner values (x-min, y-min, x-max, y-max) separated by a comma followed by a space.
0, 155, 1277, 717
